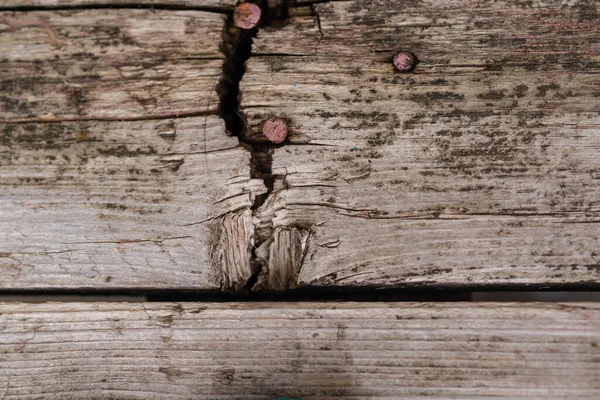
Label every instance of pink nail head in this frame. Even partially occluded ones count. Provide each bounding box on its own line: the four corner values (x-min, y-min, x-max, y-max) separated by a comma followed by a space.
393, 52, 416, 73
233, 3, 261, 30
263, 117, 288, 144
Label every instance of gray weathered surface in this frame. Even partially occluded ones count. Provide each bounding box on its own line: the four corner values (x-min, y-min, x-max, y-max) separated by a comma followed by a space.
0, 117, 263, 289
0, 8, 265, 289
242, 0, 600, 289
0, 9, 225, 121
0, 0, 236, 9
2, 0, 600, 291
1, 302, 599, 399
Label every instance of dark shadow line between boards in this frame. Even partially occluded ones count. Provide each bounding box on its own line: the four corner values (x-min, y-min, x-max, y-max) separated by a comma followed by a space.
0, 285, 599, 302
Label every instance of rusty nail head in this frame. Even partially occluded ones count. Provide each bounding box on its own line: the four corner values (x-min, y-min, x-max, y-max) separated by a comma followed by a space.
393, 52, 416, 73
234, 3, 261, 30
263, 117, 288, 144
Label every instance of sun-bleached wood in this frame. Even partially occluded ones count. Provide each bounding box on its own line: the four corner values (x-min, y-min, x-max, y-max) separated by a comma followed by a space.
0, 9, 225, 121
0, 116, 264, 289
3, 0, 600, 291
0, 0, 236, 10
241, 0, 600, 289
0, 8, 265, 290
0, 302, 599, 399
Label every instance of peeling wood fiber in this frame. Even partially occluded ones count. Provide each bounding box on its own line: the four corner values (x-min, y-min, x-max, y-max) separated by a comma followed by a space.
255, 227, 309, 290
209, 209, 255, 291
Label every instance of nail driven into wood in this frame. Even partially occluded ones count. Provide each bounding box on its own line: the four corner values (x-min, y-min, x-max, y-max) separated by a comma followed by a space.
262, 117, 288, 144
233, 3, 261, 30
393, 51, 416, 73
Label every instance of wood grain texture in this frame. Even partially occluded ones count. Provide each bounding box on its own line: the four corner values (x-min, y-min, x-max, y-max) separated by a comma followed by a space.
0, 116, 264, 289
0, 302, 599, 399
0, 8, 266, 289
241, 0, 600, 289
0, 9, 225, 121
0, 0, 236, 10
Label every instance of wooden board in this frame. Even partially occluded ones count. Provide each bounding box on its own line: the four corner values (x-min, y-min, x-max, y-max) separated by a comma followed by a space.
3, 0, 600, 292
241, 0, 600, 290
0, 117, 264, 289
0, 0, 236, 10
0, 9, 225, 121
1, 302, 599, 399
0, 8, 265, 290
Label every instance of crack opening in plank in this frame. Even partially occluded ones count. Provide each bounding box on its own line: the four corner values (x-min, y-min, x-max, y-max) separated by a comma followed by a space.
216, 0, 289, 293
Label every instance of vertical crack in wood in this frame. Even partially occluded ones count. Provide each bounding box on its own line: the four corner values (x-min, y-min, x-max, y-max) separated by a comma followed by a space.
216, 0, 300, 292
213, 2, 263, 293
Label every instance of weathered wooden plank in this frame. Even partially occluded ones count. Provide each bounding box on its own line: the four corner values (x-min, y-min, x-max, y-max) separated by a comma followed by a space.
0, 117, 264, 289
0, 0, 236, 10
241, 0, 600, 289
0, 302, 598, 399
0, 9, 225, 121
0, 8, 266, 290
